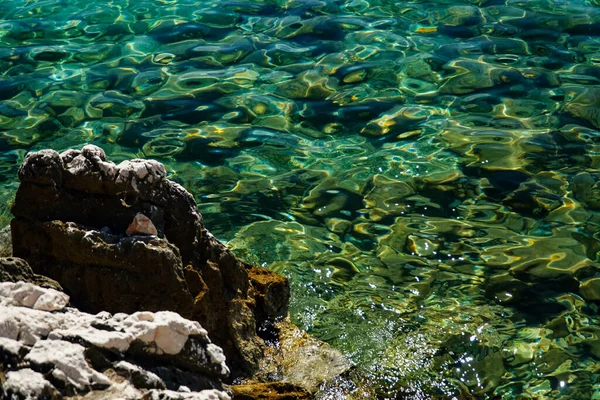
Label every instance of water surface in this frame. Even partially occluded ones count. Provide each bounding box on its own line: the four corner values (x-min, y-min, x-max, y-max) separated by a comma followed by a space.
2, 0, 600, 398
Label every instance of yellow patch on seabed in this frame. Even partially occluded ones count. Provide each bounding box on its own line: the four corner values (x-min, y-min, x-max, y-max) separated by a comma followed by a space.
415, 26, 438, 34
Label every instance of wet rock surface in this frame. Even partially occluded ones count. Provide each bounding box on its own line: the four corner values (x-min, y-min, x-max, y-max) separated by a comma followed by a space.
10, 145, 290, 378
230, 382, 311, 400
255, 320, 351, 394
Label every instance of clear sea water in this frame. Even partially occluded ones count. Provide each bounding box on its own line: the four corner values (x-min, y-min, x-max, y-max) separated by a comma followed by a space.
2, 0, 600, 398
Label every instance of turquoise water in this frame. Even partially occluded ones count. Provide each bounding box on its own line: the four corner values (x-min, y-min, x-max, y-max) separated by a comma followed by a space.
3, 0, 600, 398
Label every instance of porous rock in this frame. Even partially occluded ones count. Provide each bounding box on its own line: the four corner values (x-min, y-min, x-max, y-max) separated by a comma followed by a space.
246, 265, 290, 323
10, 221, 194, 318
0, 257, 62, 291
11, 145, 290, 377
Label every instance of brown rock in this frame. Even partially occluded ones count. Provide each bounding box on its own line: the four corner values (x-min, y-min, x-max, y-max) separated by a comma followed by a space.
10, 220, 193, 316
11, 145, 290, 378
246, 264, 290, 323
230, 382, 311, 400
0, 257, 62, 291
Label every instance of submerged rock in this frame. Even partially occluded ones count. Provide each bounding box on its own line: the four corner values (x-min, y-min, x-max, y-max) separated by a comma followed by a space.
255, 320, 351, 393
231, 382, 311, 400
10, 145, 290, 377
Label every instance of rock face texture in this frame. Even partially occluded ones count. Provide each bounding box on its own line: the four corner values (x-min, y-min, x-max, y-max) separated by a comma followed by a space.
0, 257, 62, 291
10, 145, 290, 377
0, 281, 68, 311
0, 226, 11, 257
0, 282, 231, 400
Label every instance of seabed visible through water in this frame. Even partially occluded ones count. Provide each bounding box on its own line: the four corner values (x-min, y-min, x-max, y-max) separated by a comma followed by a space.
3, 0, 600, 398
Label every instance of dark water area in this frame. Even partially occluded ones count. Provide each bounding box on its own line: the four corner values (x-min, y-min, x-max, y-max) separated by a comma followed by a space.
2, 0, 600, 398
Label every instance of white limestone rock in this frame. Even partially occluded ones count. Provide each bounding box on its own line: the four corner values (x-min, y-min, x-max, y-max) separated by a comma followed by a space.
115, 159, 167, 194
0, 309, 20, 341
25, 339, 111, 391
0, 336, 23, 356
0, 302, 228, 376
50, 311, 217, 359
119, 311, 209, 355
143, 389, 231, 400
0, 281, 69, 311
0, 305, 80, 345
3, 368, 58, 399
48, 325, 131, 352
0, 283, 231, 398
0, 284, 230, 377
206, 343, 229, 377
0, 337, 24, 369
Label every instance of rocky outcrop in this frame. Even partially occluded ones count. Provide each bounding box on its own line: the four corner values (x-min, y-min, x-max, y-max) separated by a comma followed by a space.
10, 145, 290, 377
0, 282, 231, 400
5, 145, 356, 399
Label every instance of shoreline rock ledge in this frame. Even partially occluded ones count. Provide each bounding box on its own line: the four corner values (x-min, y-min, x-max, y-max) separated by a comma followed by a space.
9, 145, 290, 380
